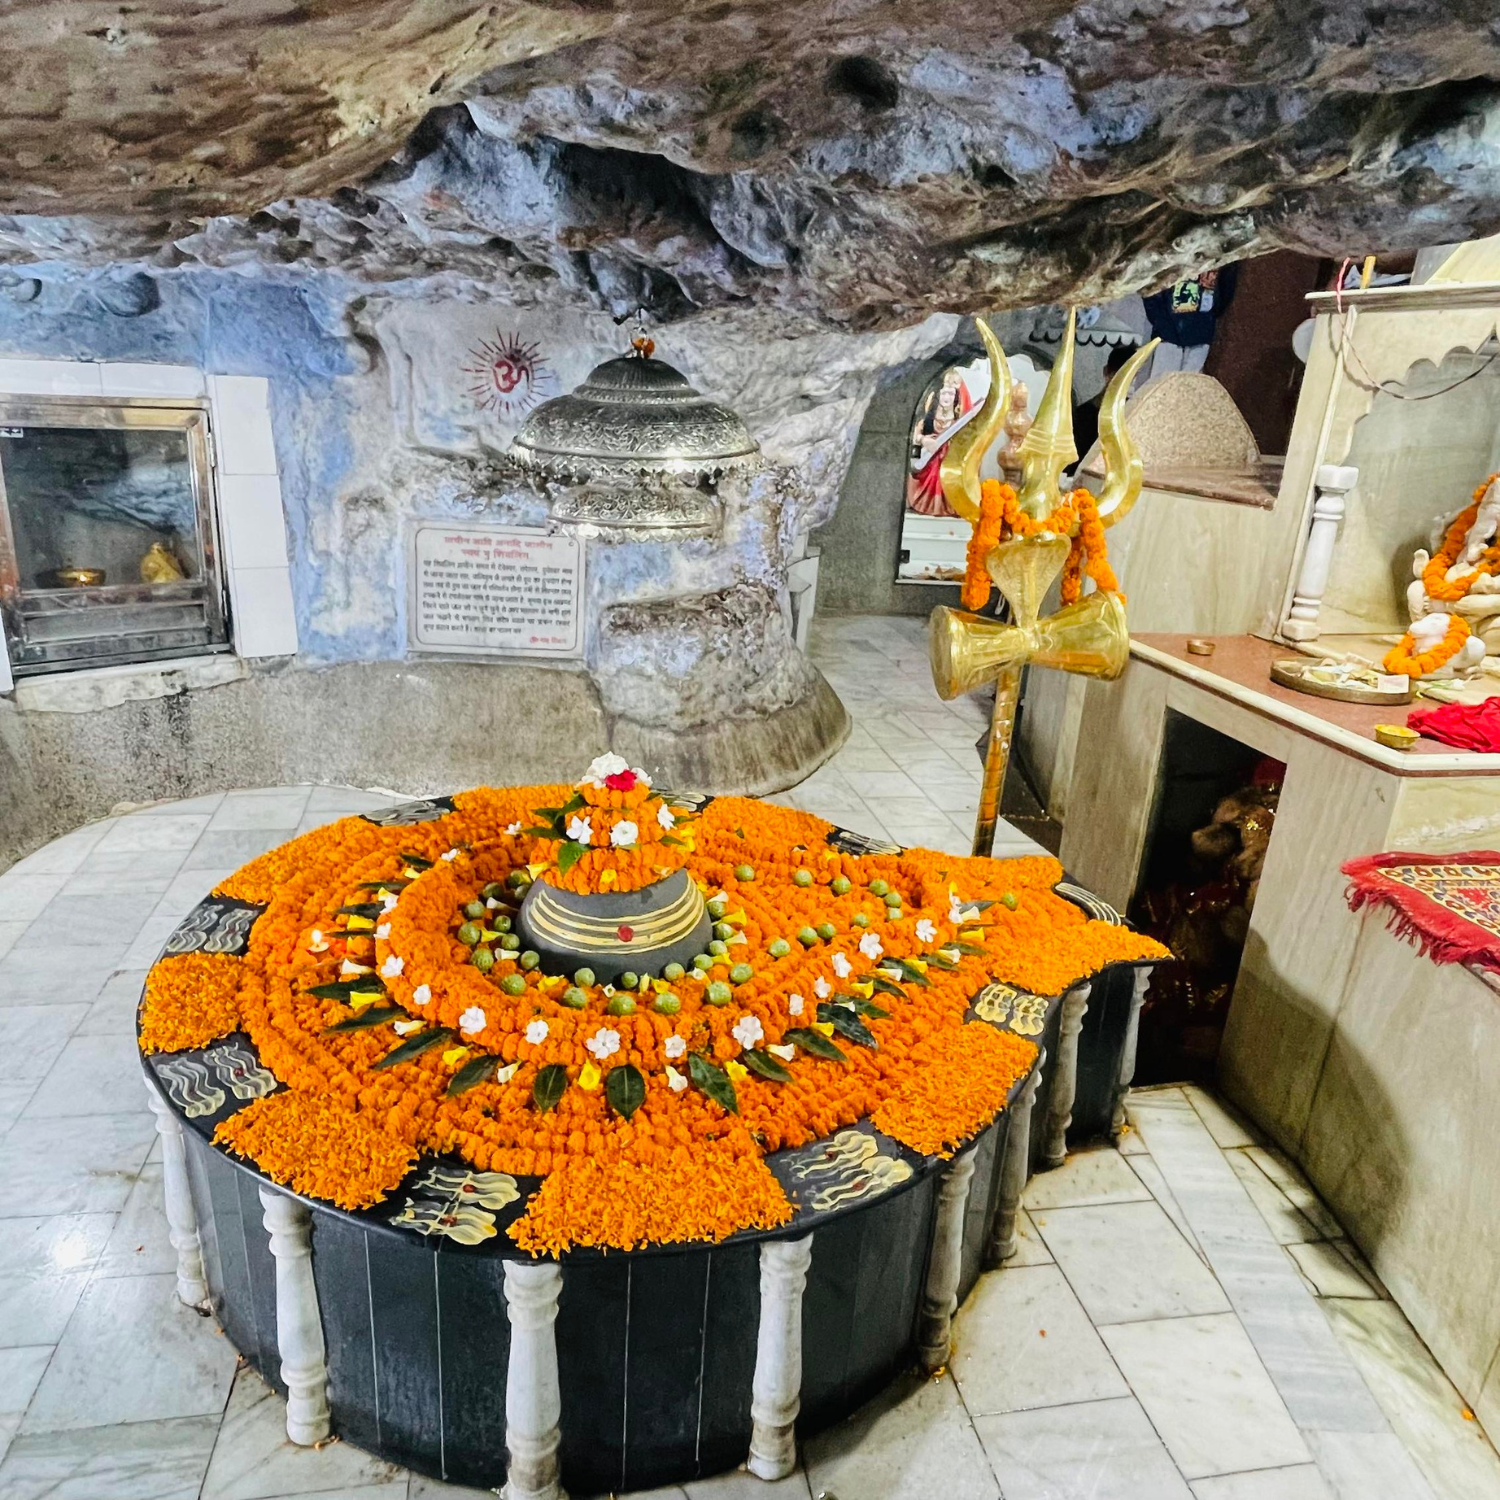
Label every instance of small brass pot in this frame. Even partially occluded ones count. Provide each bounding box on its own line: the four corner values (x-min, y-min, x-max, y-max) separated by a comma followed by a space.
40, 566, 105, 588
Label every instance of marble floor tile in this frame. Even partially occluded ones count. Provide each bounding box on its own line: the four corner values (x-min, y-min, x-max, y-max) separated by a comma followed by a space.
973, 1394, 1194, 1499
154, 866, 237, 919
1183, 1086, 1260, 1149
858, 771, 931, 805
0, 1005, 90, 1083
1189, 1466, 1335, 1499
1, 823, 113, 879
0, 1345, 52, 1413
79, 967, 149, 1036
23, 1031, 153, 1117
59, 848, 187, 896
124, 908, 189, 967
1037, 1201, 1230, 1325
1304, 1429, 1439, 1500
0, 1081, 38, 1138
304, 784, 401, 815
1003, 1208, 1053, 1267
830, 741, 902, 773
23, 1270, 236, 1432
1222, 1149, 1321, 1245
1286, 1240, 1379, 1300
951, 1264, 1129, 1416
1241, 1146, 1342, 1240
1124, 1152, 1205, 1261
1023, 1146, 1153, 1212
15, 890, 163, 955
1100, 1313, 1311, 1480
1320, 1296, 1500, 1500
805, 1369, 1000, 1500
200, 1366, 406, 1499
95, 814, 213, 854
255, 1488, 410, 1500
183, 827, 294, 871
0, 1212, 114, 1344
96, 1160, 175, 1279
137, 792, 228, 815
1115, 1123, 1148, 1155
0, 1110, 155, 1218
683, 1466, 814, 1498
0, 872, 67, 924
206, 788, 313, 832
410, 1474, 505, 1498
0, 922, 24, 962
0, 1412, 221, 1499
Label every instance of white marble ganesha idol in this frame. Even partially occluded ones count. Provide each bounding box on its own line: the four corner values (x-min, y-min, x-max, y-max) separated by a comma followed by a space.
1404, 474, 1500, 674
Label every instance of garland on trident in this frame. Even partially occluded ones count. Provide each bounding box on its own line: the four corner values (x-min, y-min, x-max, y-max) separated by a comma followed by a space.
962, 481, 1120, 611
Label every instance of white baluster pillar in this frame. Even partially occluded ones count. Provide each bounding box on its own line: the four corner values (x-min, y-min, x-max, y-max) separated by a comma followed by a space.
1042, 981, 1091, 1170
144, 1076, 210, 1309
258, 1187, 331, 1445
503, 1261, 567, 1500
916, 1148, 978, 1372
985, 1049, 1045, 1269
1282, 464, 1358, 641
748, 1234, 815, 1480
1112, 966, 1155, 1139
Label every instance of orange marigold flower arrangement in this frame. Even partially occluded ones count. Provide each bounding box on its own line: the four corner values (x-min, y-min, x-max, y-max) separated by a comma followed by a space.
139, 952, 243, 1054
142, 772, 1167, 1254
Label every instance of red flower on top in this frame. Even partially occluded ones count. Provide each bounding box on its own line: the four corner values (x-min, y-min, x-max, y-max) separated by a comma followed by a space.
604, 769, 638, 791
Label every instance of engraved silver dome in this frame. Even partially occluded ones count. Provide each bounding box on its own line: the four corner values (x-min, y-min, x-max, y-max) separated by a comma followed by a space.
510, 351, 758, 481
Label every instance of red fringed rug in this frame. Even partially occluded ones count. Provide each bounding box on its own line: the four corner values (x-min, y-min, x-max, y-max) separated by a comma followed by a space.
1343, 851, 1500, 973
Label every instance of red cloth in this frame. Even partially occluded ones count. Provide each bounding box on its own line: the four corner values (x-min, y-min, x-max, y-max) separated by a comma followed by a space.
1407, 695, 1500, 752
1343, 851, 1500, 973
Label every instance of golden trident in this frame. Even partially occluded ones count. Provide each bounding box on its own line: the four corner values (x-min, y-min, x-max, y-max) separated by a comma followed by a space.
929, 311, 1158, 856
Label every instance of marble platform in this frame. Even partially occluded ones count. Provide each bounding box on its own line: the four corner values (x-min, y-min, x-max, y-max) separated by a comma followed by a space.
0, 616, 1494, 1499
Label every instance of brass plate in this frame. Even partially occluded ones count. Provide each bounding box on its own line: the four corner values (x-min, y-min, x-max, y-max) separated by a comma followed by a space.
1270, 658, 1413, 706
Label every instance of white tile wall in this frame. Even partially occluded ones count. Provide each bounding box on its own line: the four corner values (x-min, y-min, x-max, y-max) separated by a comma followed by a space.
217, 474, 290, 571
96, 363, 205, 399
207, 375, 278, 475
227, 568, 298, 658
0, 359, 103, 397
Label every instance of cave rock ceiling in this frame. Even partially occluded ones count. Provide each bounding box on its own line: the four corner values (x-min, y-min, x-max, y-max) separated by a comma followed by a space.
4, 1, 1500, 328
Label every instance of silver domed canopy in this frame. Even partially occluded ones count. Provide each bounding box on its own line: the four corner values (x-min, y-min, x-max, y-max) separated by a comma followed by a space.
511, 349, 758, 482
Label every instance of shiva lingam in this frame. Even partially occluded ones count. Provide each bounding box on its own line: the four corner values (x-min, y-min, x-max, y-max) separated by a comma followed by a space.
514, 755, 713, 986
928, 311, 1158, 855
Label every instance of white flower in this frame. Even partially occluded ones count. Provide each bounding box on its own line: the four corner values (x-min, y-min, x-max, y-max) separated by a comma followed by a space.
688, 969, 707, 983
340, 959, 372, 977
505, 821, 522, 835
916, 918, 937, 943
732, 1015, 764, 1049
496, 1062, 519, 1084
459, 1006, 488, 1036
376, 923, 391, 940
788, 993, 805, 1015
831, 953, 852, 979
393, 1019, 424, 1036
566, 814, 592, 845
858, 932, 883, 961
382, 893, 399, 912
657, 803, 676, 830
814, 977, 832, 1000
610, 820, 639, 848
441, 849, 459, 862
581, 752, 630, 786
525, 1020, 549, 1045
666, 1064, 688, 1092
768, 1043, 795, 1062
586, 1027, 621, 1060
380, 955, 405, 979
664, 1034, 687, 1059
411, 984, 432, 1007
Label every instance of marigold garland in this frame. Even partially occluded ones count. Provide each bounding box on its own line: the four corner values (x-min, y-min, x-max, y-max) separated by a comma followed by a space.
150, 779, 1167, 1252
139, 953, 243, 1054
1383, 613, 1471, 679
961, 479, 1119, 612
1421, 472, 1500, 603
214, 1091, 417, 1210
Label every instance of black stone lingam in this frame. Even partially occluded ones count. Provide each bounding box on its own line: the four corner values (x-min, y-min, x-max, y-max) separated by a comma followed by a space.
515, 867, 714, 985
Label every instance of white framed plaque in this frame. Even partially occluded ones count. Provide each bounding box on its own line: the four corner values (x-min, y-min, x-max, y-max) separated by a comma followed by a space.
409, 524, 584, 658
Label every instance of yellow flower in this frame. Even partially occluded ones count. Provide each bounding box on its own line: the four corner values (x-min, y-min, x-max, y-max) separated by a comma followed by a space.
579, 1061, 602, 1092
441, 1047, 470, 1067
725, 1058, 749, 1083
814, 1021, 835, 1037
346, 914, 375, 931
853, 981, 874, 998
349, 991, 383, 1011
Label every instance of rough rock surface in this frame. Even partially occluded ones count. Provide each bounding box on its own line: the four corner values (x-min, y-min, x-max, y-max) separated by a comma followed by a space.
3, 3, 1500, 327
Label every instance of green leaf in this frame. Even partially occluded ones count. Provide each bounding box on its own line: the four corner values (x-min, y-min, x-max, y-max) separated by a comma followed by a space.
398, 852, 434, 870
447, 1053, 498, 1096
308, 979, 387, 1001
560, 791, 587, 815
737, 1048, 792, 1083
371, 1027, 453, 1071
606, 1062, 647, 1119
517, 825, 558, 839
322, 1006, 404, 1033
532, 1063, 569, 1112
336, 902, 384, 919
688, 1052, 739, 1114
556, 840, 588, 875
531, 805, 565, 821
841, 993, 890, 1019
783, 1027, 848, 1063
357, 879, 409, 892
659, 834, 686, 848
955, 942, 987, 956
818, 1003, 878, 1049
887, 958, 931, 987
922, 949, 958, 970
870, 975, 906, 999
